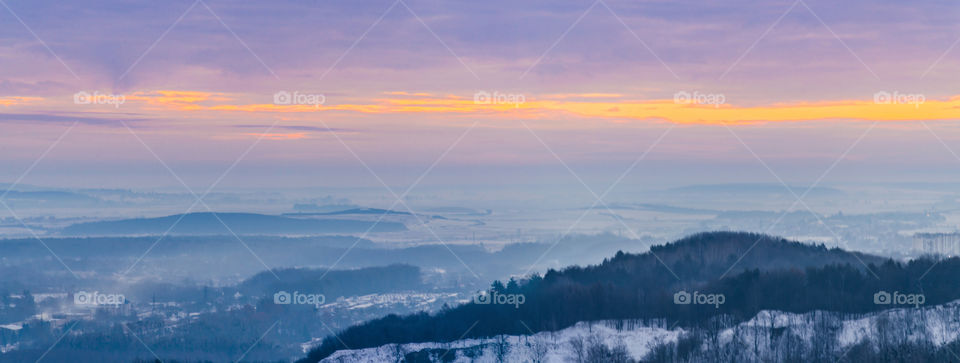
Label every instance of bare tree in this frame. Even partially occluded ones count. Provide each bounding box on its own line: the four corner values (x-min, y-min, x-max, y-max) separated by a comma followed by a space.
491, 334, 511, 363
569, 335, 587, 363
391, 343, 405, 363
584, 334, 635, 363
527, 335, 549, 363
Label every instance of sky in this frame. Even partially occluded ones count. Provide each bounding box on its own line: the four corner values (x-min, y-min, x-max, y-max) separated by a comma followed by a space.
0, 0, 959, 190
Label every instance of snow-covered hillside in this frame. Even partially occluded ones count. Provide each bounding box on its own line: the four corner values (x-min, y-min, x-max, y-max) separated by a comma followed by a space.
319, 300, 960, 362
716, 300, 960, 361
322, 320, 681, 362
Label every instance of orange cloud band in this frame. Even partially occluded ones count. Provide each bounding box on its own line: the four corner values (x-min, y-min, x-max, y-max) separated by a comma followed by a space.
109, 91, 960, 125
0, 96, 43, 107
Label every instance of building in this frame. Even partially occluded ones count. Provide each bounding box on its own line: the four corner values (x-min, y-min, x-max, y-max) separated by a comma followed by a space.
914, 232, 960, 257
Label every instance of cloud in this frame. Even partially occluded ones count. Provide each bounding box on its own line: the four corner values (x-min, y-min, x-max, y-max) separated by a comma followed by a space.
233, 124, 356, 133
0, 97, 43, 107
0, 112, 146, 126
542, 93, 624, 100
134, 90, 959, 124
124, 90, 233, 110
243, 132, 307, 140
0, 0, 956, 96
0, 80, 72, 96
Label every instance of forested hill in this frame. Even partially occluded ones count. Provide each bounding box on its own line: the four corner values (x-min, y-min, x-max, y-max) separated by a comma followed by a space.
301, 231, 960, 362
606, 231, 887, 282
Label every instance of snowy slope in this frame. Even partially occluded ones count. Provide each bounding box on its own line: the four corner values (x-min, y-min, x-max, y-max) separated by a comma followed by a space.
717, 300, 960, 361
319, 300, 960, 362
322, 320, 682, 362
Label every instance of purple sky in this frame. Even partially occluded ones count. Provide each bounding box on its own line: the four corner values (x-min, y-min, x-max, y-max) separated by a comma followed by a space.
0, 0, 958, 189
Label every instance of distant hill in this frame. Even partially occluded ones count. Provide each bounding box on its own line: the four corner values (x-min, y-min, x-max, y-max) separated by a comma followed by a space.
60, 212, 406, 236
603, 203, 719, 215
670, 183, 844, 197
0, 190, 105, 207
283, 208, 412, 217
638, 231, 885, 280
292, 203, 361, 213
